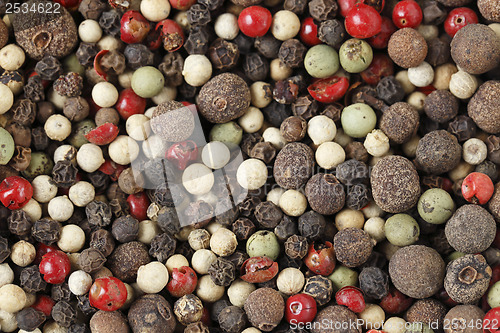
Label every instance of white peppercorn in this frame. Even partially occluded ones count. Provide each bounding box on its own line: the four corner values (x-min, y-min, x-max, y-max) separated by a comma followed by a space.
463, 138, 488, 165
166, 254, 189, 274
307, 115, 337, 145
78, 19, 102, 43
239, 107, 264, 134
364, 217, 386, 243
0, 264, 14, 288
279, 189, 307, 217
0, 284, 26, 313
182, 55, 212, 87
0, 44, 25, 71
242, 329, 262, 333
140, 0, 171, 21
210, 228, 238, 256
202, 141, 231, 169
0, 309, 18, 332
383, 316, 406, 333
270, 58, 293, 81
402, 135, 421, 158
48, 89, 68, 110
57, 224, 85, 253
151, 86, 177, 105
192, 249, 217, 275
196, 275, 225, 303
271, 10, 300, 41
21, 199, 42, 223
68, 181, 95, 207
32, 175, 57, 203
267, 187, 285, 206
53, 145, 77, 165
359, 304, 385, 330
433, 63, 458, 90
0, 83, 14, 114
408, 61, 434, 87
118, 69, 134, 89
335, 208, 365, 230
44, 115, 72, 141
97, 35, 123, 51
126, 114, 151, 141
417, 24, 439, 41
142, 135, 166, 159
108, 135, 139, 165
316, 141, 345, 169
214, 13, 239, 40
10, 240, 36, 267
138, 220, 160, 245
227, 279, 256, 307
395, 70, 416, 94
236, 159, 268, 190
188, 229, 211, 251
43, 321, 67, 333
77, 143, 105, 173
250, 82, 272, 108
263, 127, 287, 150
68, 270, 92, 296
182, 163, 214, 195
449, 71, 478, 99
364, 129, 390, 157
137, 261, 169, 294
48, 196, 74, 222
407, 91, 426, 112
276, 267, 305, 295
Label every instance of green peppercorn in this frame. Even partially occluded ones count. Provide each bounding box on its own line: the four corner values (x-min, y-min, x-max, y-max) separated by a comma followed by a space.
246, 230, 280, 261
341, 103, 377, 138
0, 127, 15, 165
405, 322, 434, 333
339, 38, 373, 73
131, 66, 165, 98
63, 54, 85, 76
418, 188, 455, 224
209, 122, 243, 147
488, 281, 500, 308
328, 265, 358, 291
68, 119, 95, 148
447, 251, 466, 263
385, 214, 420, 246
22, 152, 54, 179
304, 45, 340, 79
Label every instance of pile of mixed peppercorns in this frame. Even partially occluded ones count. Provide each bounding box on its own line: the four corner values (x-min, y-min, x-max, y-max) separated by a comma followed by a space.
1, 0, 500, 332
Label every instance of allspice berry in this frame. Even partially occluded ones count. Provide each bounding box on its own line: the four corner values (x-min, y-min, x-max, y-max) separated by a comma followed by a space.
388, 28, 428, 69
311, 305, 360, 333
380, 102, 419, 144
128, 294, 176, 333
107, 241, 151, 282
151, 101, 195, 142
489, 183, 500, 223
244, 288, 284, 332
274, 142, 314, 190
370, 155, 421, 213
305, 173, 345, 215
389, 245, 445, 299
198, 73, 251, 123
444, 254, 492, 304
406, 299, 447, 330
415, 130, 462, 175
445, 205, 496, 254
12, 0, 78, 60
0, 19, 8, 49
424, 90, 459, 123
450, 24, 500, 75
444, 305, 485, 333
478, 0, 500, 22
334, 228, 374, 267
90, 311, 130, 333
468, 81, 500, 134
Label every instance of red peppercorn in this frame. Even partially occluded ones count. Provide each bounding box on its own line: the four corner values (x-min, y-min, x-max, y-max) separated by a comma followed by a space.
0, 176, 33, 210
31, 295, 56, 317
94, 50, 111, 81
285, 294, 317, 324
39, 250, 71, 284
120, 10, 151, 44
89, 277, 128, 311
444, 7, 478, 37
167, 266, 198, 298
416, 84, 437, 96
367, 16, 396, 49
166, 140, 199, 171
84, 123, 120, 146
98, 160, 126, 181
462, 172, 495, 205
303, 241, 336, 276
490, 265, 500, 287
345, 3, 382, 39
127, 192, 150, 222
307, 76, 349, 103
339, 0, 385, 17
156, 19, 185, 52
146, 27, 163, 50
240, 256, 279, 283
115, 88, 147, 120
169, 0, 197, 10
53, 0, 81, 8
392, 0, 422, 29
360, 53, 394, 85
238, 6, 273, 38
34, 243, 58, 265
335, 286, 366, 313
300, 18, 321, 46
436, 288, 459, 308
379, 287, 413, 314
484, 307, 500, 333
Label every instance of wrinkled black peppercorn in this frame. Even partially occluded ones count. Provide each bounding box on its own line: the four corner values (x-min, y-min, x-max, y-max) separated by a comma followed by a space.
275, 215, 298, 242
209, 257, 236, 287
16, 307, 46, 332
35, 55, 63, 81
250, 142, 276, 164
303, 275, 333, 306
292, 95, 319, 120
255, 202, 283, 229
255, 35, 282, 59
32, 218, 60, 245
0, 235, 10, 263
76, 43, 99, 67
346, 184, 370, 210
308, 0, 338, 20
52, 282, 72, 303
24, 75, 45, 102
285, 234, 309, 259
376, 76, 405, 105
8, 209, 32, 237
298, 211, 326, 241
262, 101, 293, 127
99, 10, 121, 37
86, 201, 112, 227
318, 19, 346, 48
77, 294, 97, 317
232, 218, 256, 240
90, 228, 115, 257
52, 300, 76, 328
336, 159, 370, 186
78, 248, 106, 274
187, 4, 211, 26
111, 215, 139, 243
20, 265, 47, 293
208, 38, 240, 70
184, 25, 212, 55
124, 44, 154, 69
52, 160, 78, 188
218, 306, 247, 333
448, 115, 477, 142
69, 323, 91, 333
359, 267, 389, 299
279, 39, 307, 68
243, 53, 269, 82
79, 0, 107, 20
150, 232, 177, 263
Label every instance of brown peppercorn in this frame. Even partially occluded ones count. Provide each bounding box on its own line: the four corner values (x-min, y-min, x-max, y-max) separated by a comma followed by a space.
111, 215, 139, 243
389, 245, 445, 299
406, 299, 447, 330
308, 0, 338, 20
184, 25, 211, 55
218, 306, 247, 333
32, 218, 60, 245
187, 4, 211, 26
445, 204, 496, 254
63, 97, 90, 122
451, 24, 500, 75
77, 294, 97, 317
416, 130, 462, 175
478, 0, 500, 22
128, 294, 176, 333
244, 288, 284, 332
334, 228, 374, 267
52, 300, 76, 328
8, 209, 32, 237
250, 142, 276, 164
52, 160, 78, 188
99, 10, 121, 37
185, 322, 210, 333
118, 167, 144, 195
79, 0, 107, 20
76, 42, 99, 67
311, 305, 360, 333
444, 254, 492, 304
284, 0, 307, 14
12, 1, 78, 60
255, 35, 281, 59
208, 38, 240, 71
380, 102, 420, 144
35, 56, 64, 81
151, 101, 195, 142
448, 115, 477, 143
285, 234, 308, 259
318, 19, 346, 48
185, 200, 214, 228
232, 218, 256, 240
344, 141, 369, 163
108, 241, 151, 282
371, 156, 421, 213
255, 201, 283, 229
16, 307, 46, 332
444, 305, 485, 333
241, 133, 263, 156
298, 211, 326, 241
158, 53, 184, 86
279, 39, 307, 68
20, 265, 47, 293
37, 101, 55, 123
0, 236, 10, 263
78, 248, 106, 274
99, 50, 126, 77
388, 28, 428, 68
174, 294, 204, 326
90, 311, 130, 333
6, 121, 31, 147
12, 99, 36, 126
305, 173, 346, 215
9, 146, 31, 172
95, 108, 120, 127
468, 80, 500, 134
69, 323, 90, 333
292, 95, 319, 120
263, 101, 293, 127
274, 142, 314, 190
209, 257, 236, 287
90, 229, 115, 257
426, 36, 451, 66
24, 75, 45, 102
280, 116, 307, 142
423, 90, 459, 124
51, 282, 72, 303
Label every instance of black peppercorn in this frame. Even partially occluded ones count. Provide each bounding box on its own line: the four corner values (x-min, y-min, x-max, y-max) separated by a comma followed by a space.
334, 228, 374, 267
279, 39, 307, 68
224, 251, 249, 272
250, 142, 276, 164
255, 35, 282, 59
423, 1, 447, 25
108, 241, 151, 282
174, 294, 204, 326
232, 217, 256, 240
215, 199, 240, 227
209, 257, 236, 287
111, 215, 139, 243
99, 10, 121, 37
0, 235, 10, 263
32, 218, 60, 245
298, 211, 326, 241
359, 267, 389, 299
16, 307, 46, 332
179, 82, 199, 99
52, 300, 76, 328
124, 44, 154, 70
212, 300, 232, 323
52, 282, 72, 302
274, 79, 300, 104
90, 229, 115, 257
88, 171, 109, 194
185, 322, 210, 333
24, 75, 45, 102
376, 76, 405, 105
255, 201, 283, 229
448, 115, 477, 143
274, 215, 298, 242
308, 0, 338, 20
187, 4, 211, 26
318, 19, 346, 48
218, 306, 247, 333
262, 101, 292, 127
35, 56, 63, 81
426, 37, 451, 66
12, 99, 36, 126
52, 160, 78, 188
69, 323, 91, 333
156, 206, 181, 235
78, 248, 106, 274
20, 265, 47, 293
274, 142, 314, 190
424, 90, 459, 123
156, 53, 183, 87
476, 161, 498, 183
8, 209, 32, 237
284, 234, 308, 259
86, 201, 112, 227
243, 53, 269, 82
292, 95, 319, 120
280, 116, 307, 142
303, 275, 333, 306
77, 294, 97, 317
150, 232, 177, 263
185, 200, 214, 228
208, 38, 240, 71
6, 121, 31, 148
346, 184, 370, 210
240, 133, 263, 157
305, 173, 345, 215
79, 0, 107, 20
184, 25, 212, 55
76, 42, 99, 67
99, 50, 126, 78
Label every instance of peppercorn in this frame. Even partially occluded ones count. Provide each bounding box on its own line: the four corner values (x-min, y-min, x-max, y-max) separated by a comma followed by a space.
444, 305, 484, 333
274, 142, 314, 190
184, 25, 211, 55
108, 241, 151, 282
292, 95, 318, 121
308, 0, 338, 20
250, 142, 276, 164
388, 28, 428, 69
426, 37, 450, 67
76, 42, 99, 67
208, 257, 236, 287
284, 234, 308, 259
52, 160, 78, 188
16, 307, 46, 332
86, 201, 112, 227
313, 305, 359, 333
78, 248, 106, 274
208, 38, 240, 71
99, 10, 121, 37
53, 72, 84, 97
69, 323, 91, 333
303, 173, 344, 216
149, 232, 177, 263
244, 288, 284, 332
185, 322, 210, 333
357, 266, 388, 300
32, 218, 60, 245
274, 215, 298, 242
447, 115, 476, 143
406, 299, 447, 330
215, 199, 239, 227
77, 294, 97, 317
218, 306, 247, 333
89, 229, 115, 257
156, 206, 181, 235
467, 80, 500, 134
475, 161, 498, 183
255, 35, 281, 59
0, 236, 10, 263
8, 209, 32, 238
242, 53, 268, 82
79, 0, 107, 20
174, 294, 204, 325
24, 75, 45, 102
254, 201, 283, 229
318, 19, 346, 48
90, 310, 129, 333
445, 204, 496, 254
346, 184, 370, 211
297, 211, 325, 241
380, 102, 419, 144
280, 116, 307, 142
278, 39, 307, 68
334, 228, 374, 267
187, 4, 211, 26
423, 1, 447, 25
20, 265, 46, 293
376, 76, 405, 105
52, 300, 76, 328
389, 245, 445, 299
52, 282, 72, 303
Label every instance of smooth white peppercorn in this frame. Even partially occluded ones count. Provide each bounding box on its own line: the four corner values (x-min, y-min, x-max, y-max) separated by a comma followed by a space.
214, 13, 239, 40
202, 141, 231, 169
53, 145, 77, 165
138, 220, 159, 245
137, 261, 169, 294
334, 128, 354, 148
21, 199, 42, 222
32, 175, 57, 203
242, 329, 262, 333
383, 317, 406, 333
207, 222, 223, 235
10, 240, 35, 267
191, 249, 217, 275
307, 115, 337, 145
279, 190, 307, 217
176, 226, 194, 242
250, 82, 272, 108
270, 58, 293, 81
166, 254, 189, 274
359, 304, 385, 330
406, 91, 426, 112
142, 135, 166, 159
0, 83, 13, 114
0, 284, 26, 313
77, 143, 105, 173
263, 127, 287, 150
236, 158, 268, 190
118, 69, 134, 89
210, 228, 238, 256
48, 88, 67, 110
20, 329, 42, 333
276, 268, 305, 295
57, 224, 85, 253
364, 217, 386, 243
228, 279, 256, 307
182, 163, 214, 195
364, 129, 390, 157
0, 309, 18, 332
182, 55, 212, 87
315, 141, 345, 169
48, 196, 74, 222
0, 264, 14, 288
463, 138, 488, 165
173, 11, 190, 30
433, 63, 458, 90
188, 229, 211, 251
335, 208, 365, 230
408, 61, 434, 87
68, 270, 92, 295
92, 82, 119, 107
122, 283, 135, 309
140, 0, 171, 21
402, 135, 420, 158
449, 161, 475, 182
43, 321, 67, 333
267, 187, 285, 206
196, 275, 225, 302
151, 85, 177, 105
44, 115, 72, 141
449, 71, 478, 99
417, 24, 438, 41
109, 135, 140, 165
78, 19, 102, 43
0, 44, 25, 70
68, 181, 95, 207
126, 114, 151, 141
97, 35, 123, 51
395, 70, 416, 94
238, 107, 264, 133
271, 10, 300, 41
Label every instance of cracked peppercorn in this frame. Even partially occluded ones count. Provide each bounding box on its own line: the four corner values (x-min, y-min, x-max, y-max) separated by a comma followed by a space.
209, 257, 236, 287
149, 232, 177, 263
232, 218, 256, 240
284, 234, 308, 259
303, 275, 333, 306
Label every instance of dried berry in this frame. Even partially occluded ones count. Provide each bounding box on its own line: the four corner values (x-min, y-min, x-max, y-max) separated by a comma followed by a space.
69, 323, 91, 333
318, 19, 346, 48
305, 173, 345, 215
426, 37, 450, 66
243, 53, 269, 82
303, 275, 333, 306
346, 184, 370, 210
298, 211, 326, 241
53, 72, 83, 97
380, 102, 420, 144
159, 53, 184, 86
156, 206, 181, 235
250, 142, 276, 164
274, 215, 298, 242
209, 257, 236, 287
16, 307, 46, 332
52, 282, 72, 303
274, 143, 314, 190
284, 235, 308, 259
232, 218, 256, 240
208, 38, 240, 71
0, 235, 10, 263
12, 99, 36, 126
86, 201, 112, 227
8, 209, 32, 237
279, 39, 307, 68
124, 43, 154, 70
111, 215, 139, 243
128, 294, 176, 333
79, 0, 107, 20
218, 306, 247, 333
448, 115, 477, 142
376, 76, 405, 105
445, 254, 491, 304
52, 160, 78, 188
20, 265, 47, 293
406, 299, 447, 330
99, 10, 121, 37
24, 75, 45, 102
90, 229, 115, 257
78, 248, 106, 274
280, 116, 307, 142
32, 218, 60, 245
359, 267, 389, 299
184, 25, 211, 55
263, 101, 293, 127
255, 202, 283, 229
149, 232, 177, 263
77, 294, 97, 316
187, 4, 211, 26
174, 294, 204, 326
52, 300, 76, 328
308, 0, 338, 20
416, 130, 462, 175
76, 43, 99, 67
